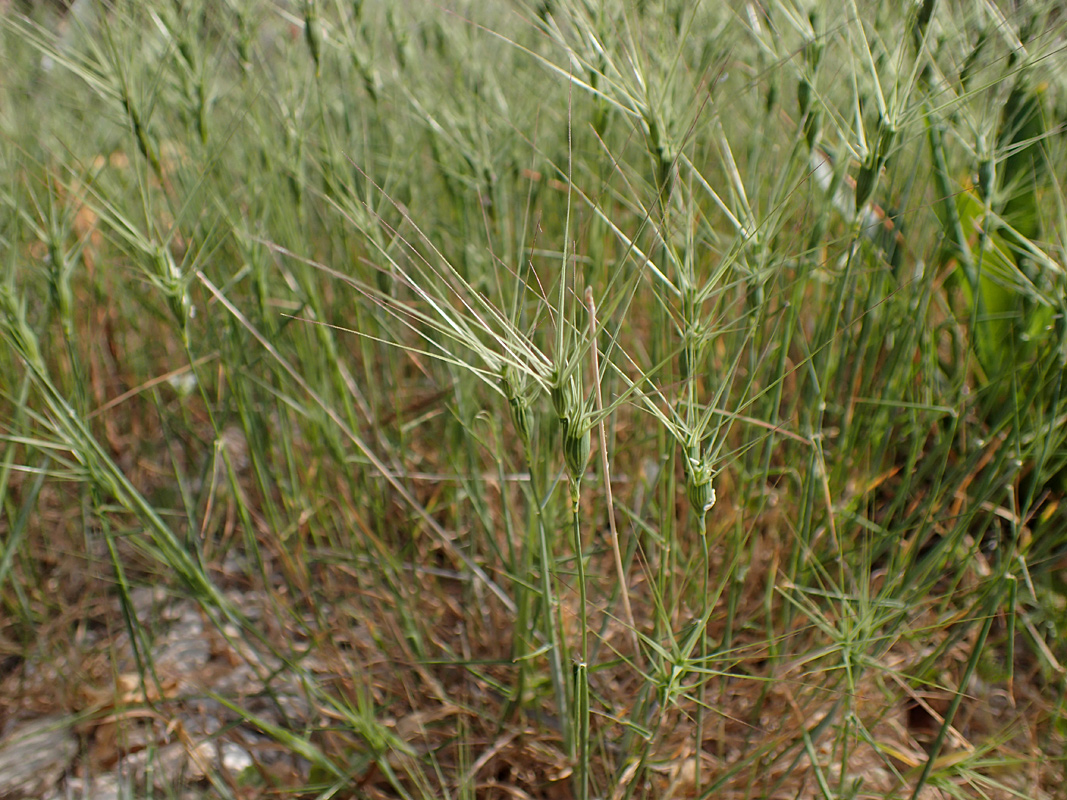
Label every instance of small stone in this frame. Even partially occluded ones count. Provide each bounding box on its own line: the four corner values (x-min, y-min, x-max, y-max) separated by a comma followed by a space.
0, 716, 78, 799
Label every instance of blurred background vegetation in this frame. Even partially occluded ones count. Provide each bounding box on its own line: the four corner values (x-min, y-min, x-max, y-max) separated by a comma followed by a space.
0, 1, 1066, 798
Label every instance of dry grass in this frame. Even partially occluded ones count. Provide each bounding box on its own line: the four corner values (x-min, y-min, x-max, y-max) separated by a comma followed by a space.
1, 1, 1066, 798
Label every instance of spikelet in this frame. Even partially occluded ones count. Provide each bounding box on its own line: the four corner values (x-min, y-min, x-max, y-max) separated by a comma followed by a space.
679, 320, 708, 381
684, 447, 716, 534
855, 114, 897, 212
501, 367, 535, 445
509, 394, 534, 444
0, 284, 44, 373
551, 370, 581, 426
563, 417, 591, 481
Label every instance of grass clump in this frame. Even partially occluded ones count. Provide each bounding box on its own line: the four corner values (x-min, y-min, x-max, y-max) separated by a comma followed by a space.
1, 1, 1066, 799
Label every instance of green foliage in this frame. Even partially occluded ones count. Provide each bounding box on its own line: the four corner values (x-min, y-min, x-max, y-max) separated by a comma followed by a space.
0, 1, 1065, 798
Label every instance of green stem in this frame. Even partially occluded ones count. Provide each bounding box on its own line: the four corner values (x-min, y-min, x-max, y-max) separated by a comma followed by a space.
909, 590, 999, 800
695, 532, 710, 794
529, 440, 570, 752
571, 477, 589, 665
570, 475, 589, 793
575, 661, 590, 800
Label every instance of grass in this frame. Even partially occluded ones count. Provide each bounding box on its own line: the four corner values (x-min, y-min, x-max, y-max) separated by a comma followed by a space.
1, 0, 1066, 797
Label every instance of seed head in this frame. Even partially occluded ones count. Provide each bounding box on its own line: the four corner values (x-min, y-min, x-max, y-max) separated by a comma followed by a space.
0, 285, 44, 372
551, 370, 581, 426
563, 417, 591, 481
501, 367, 536, 445
684, 450, 717, 533
509, 394, 534, 444
855, 114, 897, 211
